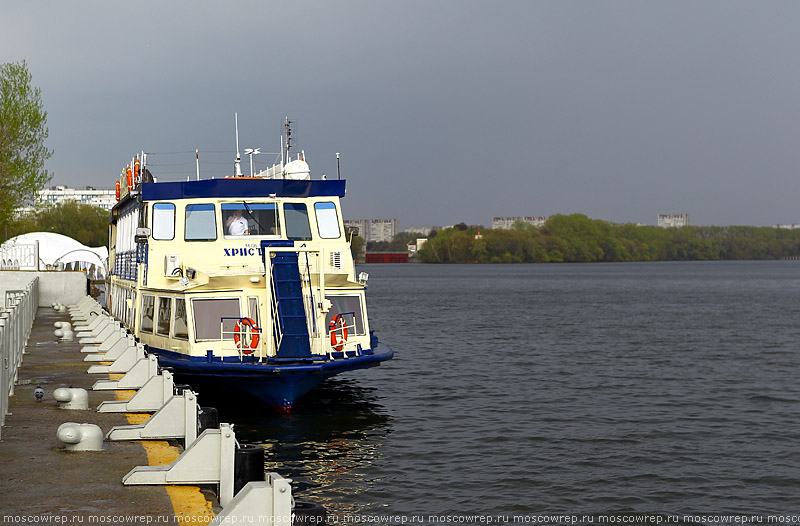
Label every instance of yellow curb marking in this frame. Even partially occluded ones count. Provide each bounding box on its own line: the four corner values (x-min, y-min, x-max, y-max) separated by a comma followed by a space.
111, 376, 216, 524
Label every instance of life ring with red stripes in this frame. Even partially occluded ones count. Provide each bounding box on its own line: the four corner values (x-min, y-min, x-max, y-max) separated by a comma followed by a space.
234, 317, 260, 354
329, 314, 348, 351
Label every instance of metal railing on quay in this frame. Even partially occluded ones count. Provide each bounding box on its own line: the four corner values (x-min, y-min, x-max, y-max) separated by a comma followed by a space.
0, 276, 39, 440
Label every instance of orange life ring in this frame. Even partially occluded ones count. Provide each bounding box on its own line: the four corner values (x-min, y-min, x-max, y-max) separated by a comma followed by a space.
233, 317, 260, 354
133, 159, 140, 184
329, 314, 348, 351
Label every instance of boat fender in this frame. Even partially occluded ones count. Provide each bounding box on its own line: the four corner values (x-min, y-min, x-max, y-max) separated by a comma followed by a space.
233, 317, 260, 354
115, 181, 120, 201
329, 314, 348, 351
126, 166, 133, 188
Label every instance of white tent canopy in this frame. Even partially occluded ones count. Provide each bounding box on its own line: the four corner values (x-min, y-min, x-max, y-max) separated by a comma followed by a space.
0, 232, 108, 277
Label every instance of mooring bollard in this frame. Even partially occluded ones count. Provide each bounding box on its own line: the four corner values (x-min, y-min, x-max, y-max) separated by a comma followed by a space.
54, 328, 74, 341
53, 388, 90, 410
57, 423, 104, 451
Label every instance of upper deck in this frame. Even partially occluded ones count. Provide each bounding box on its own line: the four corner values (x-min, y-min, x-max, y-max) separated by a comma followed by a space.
109, 176, 356, 290
137, 178, 346, 202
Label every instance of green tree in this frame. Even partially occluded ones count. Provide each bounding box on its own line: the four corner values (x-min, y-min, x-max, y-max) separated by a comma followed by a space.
2, 202, 108, 246
0, 60, 52, 225
349, 234, 365, 262
34, 201, 108, 246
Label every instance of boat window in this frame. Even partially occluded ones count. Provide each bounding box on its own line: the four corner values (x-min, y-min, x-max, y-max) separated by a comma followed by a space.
173, 298, 189, 339
248, 296, 260, 327
156, 296, 171, 336
191, 298, 241, 341
221, 202, 281, 237
152, 203, 175, 240
185, 203, 217, 241
314, 202, 341, 239
141, 294, 155, 333
325, 295, 364, 335
284, 203, 312, 240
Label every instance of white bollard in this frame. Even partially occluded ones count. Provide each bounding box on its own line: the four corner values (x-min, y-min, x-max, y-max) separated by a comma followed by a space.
53, 388, 90, 410
54, 321, 72, 330
54, 329, 74, 341
57, 423, 104, 451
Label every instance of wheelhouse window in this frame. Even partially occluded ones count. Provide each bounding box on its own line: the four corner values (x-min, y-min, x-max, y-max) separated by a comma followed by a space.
314, 202, 341, 239
284, 203, 312, 240
141, 294, 155, 333
156, 296, 172, 336
222, 202, 281, 237
185, 204, 217, 241
152, 203, 175, 240
325, 295, 365, 335
173, 298, 189, 339
191, 298, 241, 341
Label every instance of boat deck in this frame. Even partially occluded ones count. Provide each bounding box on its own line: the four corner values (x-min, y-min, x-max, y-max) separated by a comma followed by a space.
0, 307, 218, 522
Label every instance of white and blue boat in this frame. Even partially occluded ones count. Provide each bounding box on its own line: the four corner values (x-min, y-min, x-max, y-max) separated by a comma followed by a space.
105, 120, 393, 412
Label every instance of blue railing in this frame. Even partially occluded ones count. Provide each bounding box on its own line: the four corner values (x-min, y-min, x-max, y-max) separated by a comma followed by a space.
113, 251, 138, 281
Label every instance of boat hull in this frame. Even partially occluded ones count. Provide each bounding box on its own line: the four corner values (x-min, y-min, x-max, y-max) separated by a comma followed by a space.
149, 343, 394, 411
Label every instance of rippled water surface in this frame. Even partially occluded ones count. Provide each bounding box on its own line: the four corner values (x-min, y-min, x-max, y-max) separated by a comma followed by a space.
226, 261, 800, 523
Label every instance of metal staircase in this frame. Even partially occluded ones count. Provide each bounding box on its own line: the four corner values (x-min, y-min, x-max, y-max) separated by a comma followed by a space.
268, 250, 312, 359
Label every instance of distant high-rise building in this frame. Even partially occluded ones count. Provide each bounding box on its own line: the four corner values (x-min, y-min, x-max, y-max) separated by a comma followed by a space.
658, 214, 690, 228
37, 185, 117, 210
344, 219, 399, 243
492, 216, 550, 230
405, 227, 432, 236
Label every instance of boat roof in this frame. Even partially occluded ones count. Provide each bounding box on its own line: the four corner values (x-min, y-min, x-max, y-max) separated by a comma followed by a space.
140, 178, 346, 201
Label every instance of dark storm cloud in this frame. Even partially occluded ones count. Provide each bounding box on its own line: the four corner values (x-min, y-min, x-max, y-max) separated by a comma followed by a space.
2, 1, 800, 227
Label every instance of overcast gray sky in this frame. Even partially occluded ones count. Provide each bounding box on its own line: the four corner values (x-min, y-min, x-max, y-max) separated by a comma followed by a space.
3, 1, 800, 228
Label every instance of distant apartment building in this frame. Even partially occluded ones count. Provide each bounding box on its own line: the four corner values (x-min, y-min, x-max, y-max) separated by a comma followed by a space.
405, 227, 432, 236
658, 214, 690, 228
38, 185, 117, 210
776, 224, 800, 229
344, 219, 399, 243
492, 216, 550, 230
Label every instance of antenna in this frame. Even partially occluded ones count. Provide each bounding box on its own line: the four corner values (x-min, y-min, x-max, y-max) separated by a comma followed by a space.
244, 148, 261, 177
284, 117, 293, 160
336, 152, 341, 180
234, 113, 243, 177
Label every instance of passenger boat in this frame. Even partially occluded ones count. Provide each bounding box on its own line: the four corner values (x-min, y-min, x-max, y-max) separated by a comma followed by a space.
104, 120, 393, 412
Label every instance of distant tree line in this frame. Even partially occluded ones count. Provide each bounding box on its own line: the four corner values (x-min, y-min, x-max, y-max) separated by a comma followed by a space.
416, 214, 800, 263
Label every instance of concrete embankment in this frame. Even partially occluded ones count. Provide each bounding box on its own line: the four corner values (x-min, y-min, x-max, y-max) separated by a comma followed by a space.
0, 304, 217, 523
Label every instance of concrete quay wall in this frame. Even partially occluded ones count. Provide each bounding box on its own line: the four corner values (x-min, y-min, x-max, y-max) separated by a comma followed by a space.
0, 270, 89, 307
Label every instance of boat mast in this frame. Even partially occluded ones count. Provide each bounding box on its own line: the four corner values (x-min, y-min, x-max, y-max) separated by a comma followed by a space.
234, 113, 243, 177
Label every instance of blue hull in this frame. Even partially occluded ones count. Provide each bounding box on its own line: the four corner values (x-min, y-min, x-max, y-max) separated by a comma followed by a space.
150, 342, 394, 411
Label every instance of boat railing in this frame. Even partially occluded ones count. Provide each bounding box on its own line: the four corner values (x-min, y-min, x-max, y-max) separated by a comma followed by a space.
328, 312, 358, 355
113, 250, 138, 281
263, 255, 284, 358
299, 252, 319, 339
220, 317, 263, 361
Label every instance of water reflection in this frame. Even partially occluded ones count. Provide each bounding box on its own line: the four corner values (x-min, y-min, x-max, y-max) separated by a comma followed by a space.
210, 377, 392, 516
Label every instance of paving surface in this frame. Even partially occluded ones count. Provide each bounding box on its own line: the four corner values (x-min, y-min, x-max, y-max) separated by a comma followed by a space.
0, 307, 217, 523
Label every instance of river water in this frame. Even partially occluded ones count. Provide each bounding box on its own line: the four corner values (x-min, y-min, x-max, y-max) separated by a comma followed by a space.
226, 261, 800, 524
